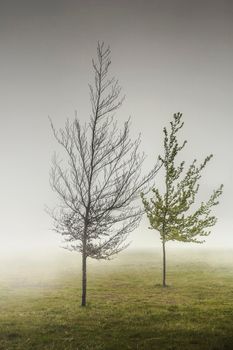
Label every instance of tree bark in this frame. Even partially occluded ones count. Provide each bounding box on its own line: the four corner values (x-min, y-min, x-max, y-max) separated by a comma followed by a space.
162, 239, 167, 287
81, 249, 87, 306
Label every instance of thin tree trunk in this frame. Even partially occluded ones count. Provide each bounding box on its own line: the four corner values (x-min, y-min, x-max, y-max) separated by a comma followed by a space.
162, 239, 166, 287
81, 249, 87, 307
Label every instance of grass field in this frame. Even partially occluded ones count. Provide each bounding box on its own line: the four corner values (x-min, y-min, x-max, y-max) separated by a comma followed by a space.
0, 249, 233, 349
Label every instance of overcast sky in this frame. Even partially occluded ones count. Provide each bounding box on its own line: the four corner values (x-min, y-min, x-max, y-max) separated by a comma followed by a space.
0, 0, 232, 257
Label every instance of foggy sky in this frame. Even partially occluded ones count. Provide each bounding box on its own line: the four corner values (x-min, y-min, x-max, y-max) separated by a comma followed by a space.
0, 0, 233, 257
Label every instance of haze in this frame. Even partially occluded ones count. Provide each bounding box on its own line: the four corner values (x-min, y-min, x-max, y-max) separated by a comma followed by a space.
0, 0, 233, 260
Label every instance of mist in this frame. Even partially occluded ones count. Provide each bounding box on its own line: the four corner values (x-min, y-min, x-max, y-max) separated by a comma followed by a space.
0, 0, 232, 262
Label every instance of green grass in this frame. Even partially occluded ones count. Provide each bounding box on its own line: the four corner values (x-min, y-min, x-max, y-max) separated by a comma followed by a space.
1, 250, 233, 349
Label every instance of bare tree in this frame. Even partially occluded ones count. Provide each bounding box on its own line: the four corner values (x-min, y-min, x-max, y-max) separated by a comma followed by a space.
48, 42, 160, 306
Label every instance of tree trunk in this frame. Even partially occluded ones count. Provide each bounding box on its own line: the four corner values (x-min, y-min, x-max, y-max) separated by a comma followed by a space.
81, 250, 87, 307
162, 239, 167, 287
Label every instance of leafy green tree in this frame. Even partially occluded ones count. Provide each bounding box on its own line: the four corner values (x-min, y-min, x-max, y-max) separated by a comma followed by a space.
141, 113, 223, 287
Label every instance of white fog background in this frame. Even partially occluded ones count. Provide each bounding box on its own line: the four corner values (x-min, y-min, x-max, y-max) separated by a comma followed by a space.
0, 0, 232, 262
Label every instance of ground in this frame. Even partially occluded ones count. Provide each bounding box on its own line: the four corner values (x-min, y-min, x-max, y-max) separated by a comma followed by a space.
0, 249, 233, 349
